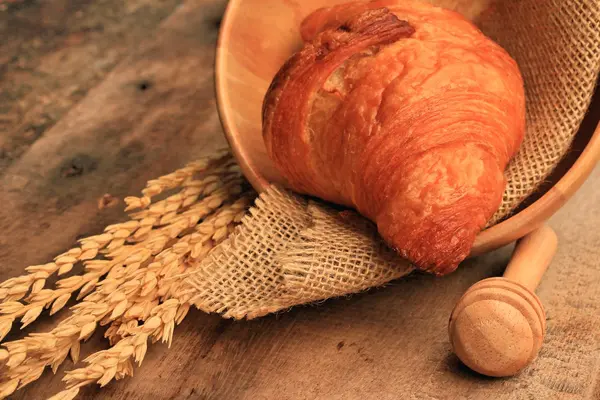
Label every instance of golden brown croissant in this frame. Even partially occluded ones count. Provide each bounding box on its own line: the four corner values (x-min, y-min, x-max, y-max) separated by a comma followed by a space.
262, 1, 525, 275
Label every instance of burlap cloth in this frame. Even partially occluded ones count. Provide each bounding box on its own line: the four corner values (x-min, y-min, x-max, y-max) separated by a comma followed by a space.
184, 0, 600, 319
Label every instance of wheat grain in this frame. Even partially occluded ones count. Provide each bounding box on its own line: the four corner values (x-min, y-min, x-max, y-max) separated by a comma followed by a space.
47, 387, 80, 400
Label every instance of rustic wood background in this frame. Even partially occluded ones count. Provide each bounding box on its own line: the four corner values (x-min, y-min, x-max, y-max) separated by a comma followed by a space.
0, 0, 598, 399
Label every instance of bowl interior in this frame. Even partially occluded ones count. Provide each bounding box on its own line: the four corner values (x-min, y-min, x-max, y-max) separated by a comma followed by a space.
216, 0, 356, 191
216, 0, 600, 254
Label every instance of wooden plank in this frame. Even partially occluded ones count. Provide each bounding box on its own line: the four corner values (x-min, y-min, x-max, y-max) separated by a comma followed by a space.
0, 0, 183, 171
1, 0, 599, 399
0, 0, 228, 273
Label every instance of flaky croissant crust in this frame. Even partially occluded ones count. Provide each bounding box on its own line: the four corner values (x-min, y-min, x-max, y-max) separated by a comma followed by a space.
263, 1, 525, 275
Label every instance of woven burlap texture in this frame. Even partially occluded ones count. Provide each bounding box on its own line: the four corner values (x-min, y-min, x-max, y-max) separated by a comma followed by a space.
185, 0, 599, 319
185, 187, 413, 319
483, 0, 600, 223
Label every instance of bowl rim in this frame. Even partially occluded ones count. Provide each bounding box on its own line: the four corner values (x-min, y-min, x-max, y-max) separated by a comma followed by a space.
215, 0, 600, 256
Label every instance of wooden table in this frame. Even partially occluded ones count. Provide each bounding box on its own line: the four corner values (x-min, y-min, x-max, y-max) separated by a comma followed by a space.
1, 1, 599, 398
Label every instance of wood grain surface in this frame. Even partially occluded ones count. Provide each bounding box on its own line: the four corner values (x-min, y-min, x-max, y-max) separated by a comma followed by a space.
1, 1, 599, 399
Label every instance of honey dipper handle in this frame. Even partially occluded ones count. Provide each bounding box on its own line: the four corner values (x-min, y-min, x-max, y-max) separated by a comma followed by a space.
503, 225, 558, 292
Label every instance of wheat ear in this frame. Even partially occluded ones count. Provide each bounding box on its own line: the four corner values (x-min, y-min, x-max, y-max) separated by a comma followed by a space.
0, 151, 251, 399
0, 151, 235, 340
0, 184, 244, 397
49, 196, 250, 398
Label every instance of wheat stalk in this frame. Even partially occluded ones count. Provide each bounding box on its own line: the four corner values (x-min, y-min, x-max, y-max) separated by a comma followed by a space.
0, 186, 246, 397
0, 151, 253, 399
48, 196, 250, 399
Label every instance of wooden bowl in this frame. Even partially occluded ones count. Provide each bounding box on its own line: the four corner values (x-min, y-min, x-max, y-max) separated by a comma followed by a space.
215, 0, 600, 256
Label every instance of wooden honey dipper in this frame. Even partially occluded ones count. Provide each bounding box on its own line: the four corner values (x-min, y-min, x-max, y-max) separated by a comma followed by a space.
448, 225, 557, 377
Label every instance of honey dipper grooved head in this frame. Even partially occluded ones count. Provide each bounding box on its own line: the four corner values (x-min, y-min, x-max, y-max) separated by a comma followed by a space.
448, 277, 546, 377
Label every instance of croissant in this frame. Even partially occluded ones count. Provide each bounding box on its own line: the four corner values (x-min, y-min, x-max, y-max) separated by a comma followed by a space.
262, 1, 525, 275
